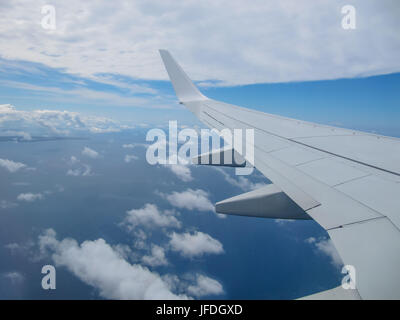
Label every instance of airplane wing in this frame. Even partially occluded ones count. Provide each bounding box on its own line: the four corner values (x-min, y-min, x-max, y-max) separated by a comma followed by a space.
159, 49, 400, 300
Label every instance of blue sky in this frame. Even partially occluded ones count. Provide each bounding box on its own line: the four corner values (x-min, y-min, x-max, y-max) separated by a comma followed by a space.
0, 0, 399, 300
1, 55, 399, 136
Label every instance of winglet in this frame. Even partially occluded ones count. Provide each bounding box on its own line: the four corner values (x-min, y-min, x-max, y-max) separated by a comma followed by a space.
159, 50, 207, 103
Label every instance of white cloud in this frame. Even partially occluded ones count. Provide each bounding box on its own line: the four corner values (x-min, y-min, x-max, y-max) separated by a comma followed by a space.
167, 164, 193, 182
38, 229, 188, 299
305, 237, 316, 244
142, 245, 168, 267
67, 164, 92, 177
132, 229, 149, 251
82, 147, 99, 159
0, 104, 124, 137
187, 274, 224, 297
306, 237, 343, 268
124, 154, 139, 163
17, 193, 44, 202
160, 189, 214, 212
112, 244, 133, 261
169, 231, 224, 258
0, 158, 26, 173
1, 1, 399, 86
66, 156, 93, 176
69, 156, 79, 164
160, 153, 193, 182
123, 204, 181, 230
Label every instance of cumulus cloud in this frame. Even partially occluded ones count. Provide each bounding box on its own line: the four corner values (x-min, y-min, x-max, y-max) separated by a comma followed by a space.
17, 193, 44, 202
82, 147, 99, 159
0, 158, 26, 173
123, 204, 181, 230
169, 231, 224, 258
67, 164, 92, 177
160, 189, 214, 212
0, 1, 399, 86
66, 156, 93, 176
38, 229, 188, 299
187, 274, 224, 297
142, 245, 168, 267
306, 237, 343, 268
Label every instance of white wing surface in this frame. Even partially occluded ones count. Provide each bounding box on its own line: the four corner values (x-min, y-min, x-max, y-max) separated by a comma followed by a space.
159, 50, 400, 300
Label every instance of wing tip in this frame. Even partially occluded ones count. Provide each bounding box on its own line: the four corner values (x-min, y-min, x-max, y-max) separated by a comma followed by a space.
158, 49, 207, 102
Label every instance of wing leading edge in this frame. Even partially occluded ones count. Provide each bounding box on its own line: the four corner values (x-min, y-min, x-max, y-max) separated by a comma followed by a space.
159, 49, 400, 300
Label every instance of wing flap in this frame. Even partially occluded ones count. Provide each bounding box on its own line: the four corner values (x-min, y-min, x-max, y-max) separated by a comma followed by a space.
216, 184, 311, 219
